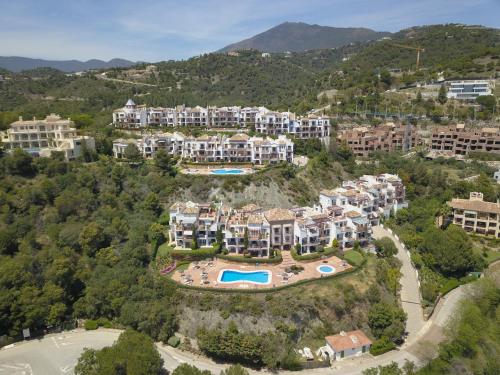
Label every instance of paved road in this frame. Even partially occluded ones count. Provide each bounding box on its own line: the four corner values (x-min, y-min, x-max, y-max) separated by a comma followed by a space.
371, 225, 425, 345
0, 227, 470, 375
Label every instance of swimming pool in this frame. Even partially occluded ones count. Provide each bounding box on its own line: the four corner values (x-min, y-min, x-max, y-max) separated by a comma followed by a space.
211, 169, 244, 175
218, 269, 271, 284
317, 265, 336, 274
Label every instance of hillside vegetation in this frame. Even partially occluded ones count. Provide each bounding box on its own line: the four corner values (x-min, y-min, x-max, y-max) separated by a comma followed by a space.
1, 24, 498, 128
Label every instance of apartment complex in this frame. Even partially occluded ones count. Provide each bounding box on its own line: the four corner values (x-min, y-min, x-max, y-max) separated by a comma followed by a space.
112, 132, 294, 165
0, 114, 95, 161
430, 124, 500, 156
446, 80, 493, 100
337, 123, 419, 157
112, 100, 330, 139
448, 192, 500, 238
168, 174, 406, 257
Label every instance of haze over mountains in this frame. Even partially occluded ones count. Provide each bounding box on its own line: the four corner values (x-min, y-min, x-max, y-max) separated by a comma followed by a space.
218, 22, 391, 53
0, 56, 136, 73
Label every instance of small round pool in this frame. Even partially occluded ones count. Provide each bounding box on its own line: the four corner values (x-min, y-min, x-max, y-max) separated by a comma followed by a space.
317, 265, 336, 274
212, 169, 244, 175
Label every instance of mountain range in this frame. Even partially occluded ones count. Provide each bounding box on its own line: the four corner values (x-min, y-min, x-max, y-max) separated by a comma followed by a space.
0, 57, 136, 73
218, 22, 391, 53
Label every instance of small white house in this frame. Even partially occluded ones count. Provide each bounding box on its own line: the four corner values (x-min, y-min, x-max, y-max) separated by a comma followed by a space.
323, 330, 372, 362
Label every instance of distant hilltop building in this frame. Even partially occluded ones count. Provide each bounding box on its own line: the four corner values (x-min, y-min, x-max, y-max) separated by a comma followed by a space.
430, 124, 500, 156
337, 123, 420, 157
168, 174, 406, 256
446, 80, 494, 100
448, 192, 500, 238
0, 114, 95, 161
113, 132, 293, 165
112, 100, 330, 139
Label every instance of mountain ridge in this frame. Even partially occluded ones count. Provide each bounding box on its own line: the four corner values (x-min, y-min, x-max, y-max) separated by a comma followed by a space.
218, 21, 391, 53
0, 56, 137, 73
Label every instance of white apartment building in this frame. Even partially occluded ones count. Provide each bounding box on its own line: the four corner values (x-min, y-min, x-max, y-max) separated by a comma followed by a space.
448, 192, 500, 238
112, 132, 294, 165
446, 80, 494, 100
0, 114, 95, 161
112, 100, 330, 139
168, 174, 406, 257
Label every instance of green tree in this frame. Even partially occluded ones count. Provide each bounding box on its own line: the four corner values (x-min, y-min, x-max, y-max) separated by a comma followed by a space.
368, 303, 407, 341
154, 149, 176, 176
220, 365, 249, 375
4, 148, 35, 176
374, 237, 398, 258
172, 364, 211, 375
124, 143, 142, 161
79, 222, 108, 256
74, 329, 163, 375
438, 84, 447, 105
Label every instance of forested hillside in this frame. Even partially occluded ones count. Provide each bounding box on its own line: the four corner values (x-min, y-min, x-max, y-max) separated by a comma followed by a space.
326, 24, 500, 94
1, 24, 498, 128
218, 22, 389, 52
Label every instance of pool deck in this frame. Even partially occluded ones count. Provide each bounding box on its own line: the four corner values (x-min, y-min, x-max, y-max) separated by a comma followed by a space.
171, 253, 352, 290
180, 166, 255, 175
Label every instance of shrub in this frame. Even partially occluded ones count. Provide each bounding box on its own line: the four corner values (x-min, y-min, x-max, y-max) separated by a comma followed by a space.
291, 246, 337, 261
216, 252, 282, 264
96, 317, 112, 328
170, 247, 216, 260
167, 336, 181, 348
439, 278, 460, 295
84, 320, 98, 330
370, 336, 395, 356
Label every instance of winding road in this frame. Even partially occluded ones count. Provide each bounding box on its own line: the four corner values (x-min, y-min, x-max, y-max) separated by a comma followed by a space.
0, 226, 470, 374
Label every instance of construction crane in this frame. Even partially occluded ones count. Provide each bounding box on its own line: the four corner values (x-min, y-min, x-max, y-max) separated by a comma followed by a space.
392, 43, 425, 71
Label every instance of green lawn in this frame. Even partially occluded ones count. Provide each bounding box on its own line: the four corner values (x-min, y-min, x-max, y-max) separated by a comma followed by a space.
483, 250, 500, 265
343, 250, 364, 266
157, 243, 174, 257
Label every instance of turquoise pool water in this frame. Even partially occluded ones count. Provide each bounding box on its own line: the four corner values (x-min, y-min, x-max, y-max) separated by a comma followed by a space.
318, 265, 335, 274
219, 270, 271, 284
212, 169, 244, 175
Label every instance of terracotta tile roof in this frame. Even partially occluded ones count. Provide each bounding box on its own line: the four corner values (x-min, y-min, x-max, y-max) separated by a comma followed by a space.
320, 189, 339, 197
247, 213, 268, 225
345, 210, 362, 218
229, 133, 249, 142
325, 330, 372, 352
448, 198, 500, 214
240, 204, 261, 213
264, 208, 295, 222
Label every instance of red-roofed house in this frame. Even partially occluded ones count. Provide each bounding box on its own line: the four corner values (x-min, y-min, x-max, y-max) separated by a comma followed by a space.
324, 330, 372, 361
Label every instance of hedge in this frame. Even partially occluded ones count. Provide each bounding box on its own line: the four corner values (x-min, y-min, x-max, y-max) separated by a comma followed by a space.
216, 251, 282, 264
84, 320, 98, 330
170, 247, 217, 260
291, 246, 338, 261
370, 337, 395, 356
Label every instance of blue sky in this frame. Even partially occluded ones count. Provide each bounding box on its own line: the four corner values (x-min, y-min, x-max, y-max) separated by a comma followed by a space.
0, 0, 498, 62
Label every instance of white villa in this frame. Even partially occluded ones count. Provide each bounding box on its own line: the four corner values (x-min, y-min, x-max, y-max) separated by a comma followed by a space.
446, 80, 494, 100
112, 100, 330, 139
321, 330, 372, 362
113, 132, 294, 165
0, 114, 95, 161
168, 174, 407, 257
